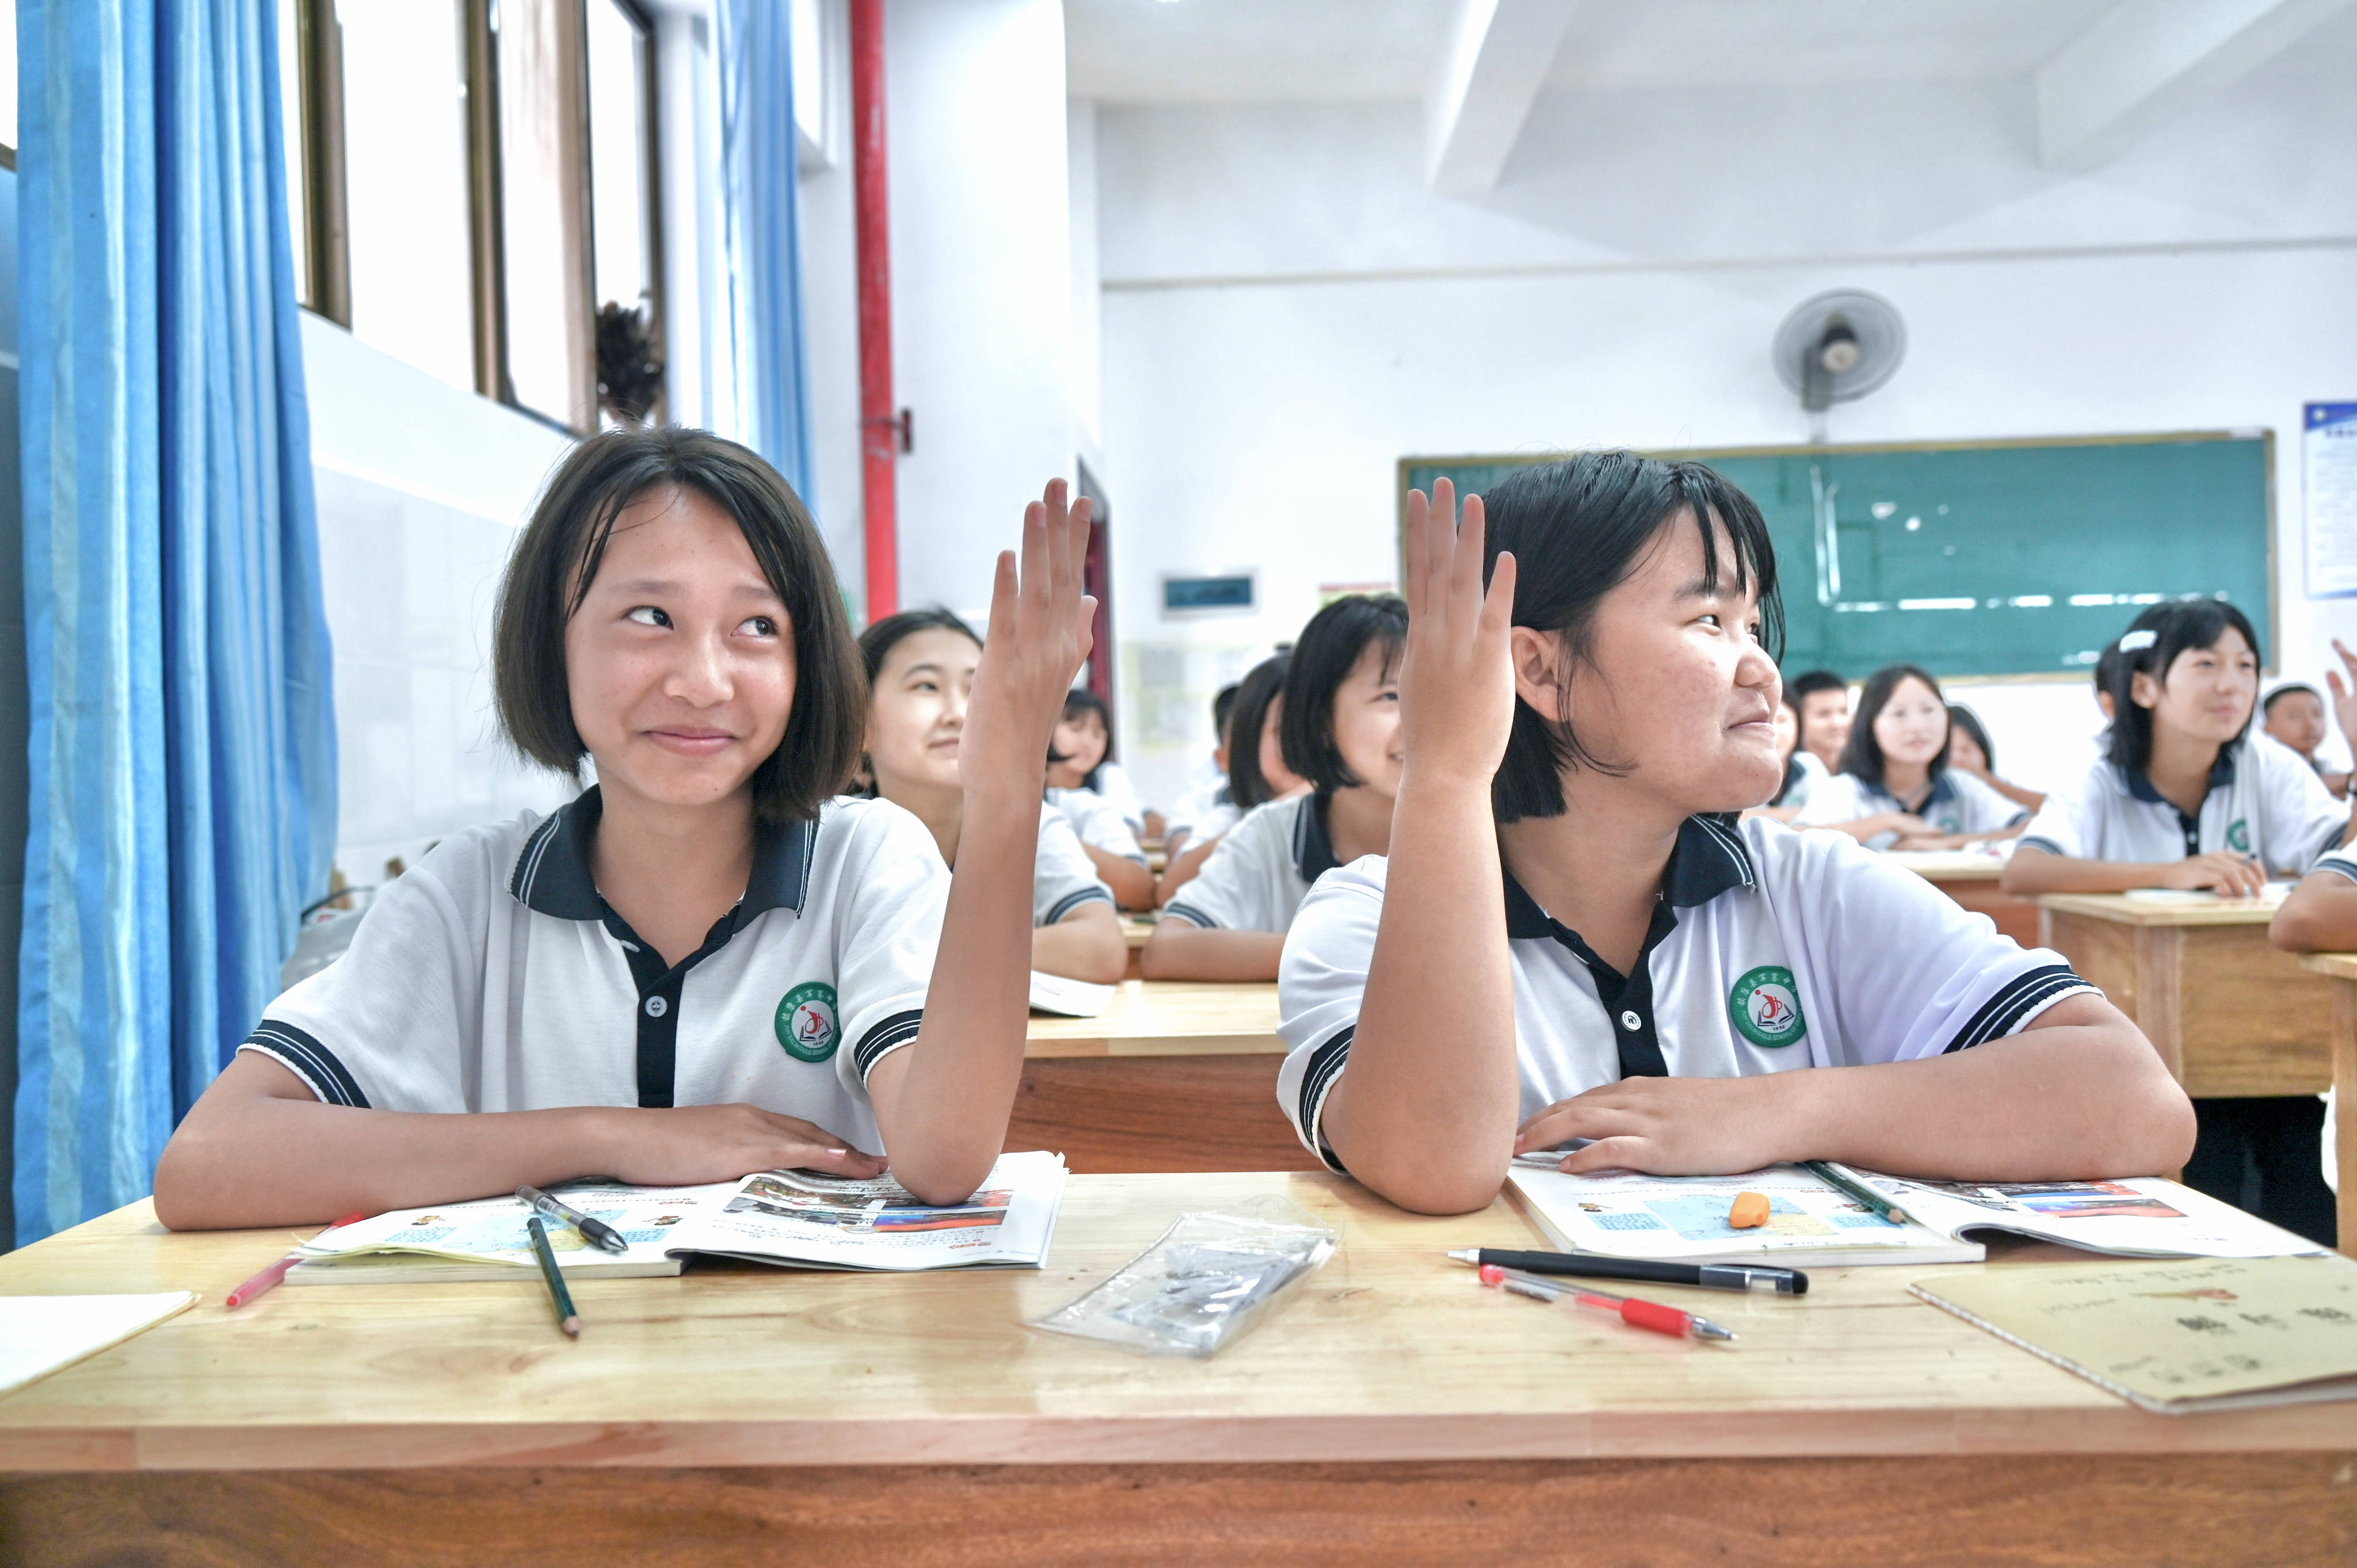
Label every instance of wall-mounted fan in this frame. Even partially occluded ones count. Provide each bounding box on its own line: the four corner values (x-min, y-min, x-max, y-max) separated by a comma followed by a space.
1772, 290, 1906, 429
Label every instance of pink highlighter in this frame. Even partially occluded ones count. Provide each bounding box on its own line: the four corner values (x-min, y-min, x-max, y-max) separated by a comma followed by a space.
226, 1212, 367, 1308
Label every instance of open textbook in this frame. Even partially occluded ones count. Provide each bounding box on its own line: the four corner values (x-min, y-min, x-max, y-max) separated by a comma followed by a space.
1508, 1159, 2322, 1269
287, 1151, 1068, 1284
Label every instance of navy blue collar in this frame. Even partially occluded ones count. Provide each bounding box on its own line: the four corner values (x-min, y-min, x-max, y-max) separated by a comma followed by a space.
1294, 791, 1341, 882
1861, 768, 1956, 812
508, 785, 818, 922
2122, 746, 2237, 805
1502, 814, 1755, 938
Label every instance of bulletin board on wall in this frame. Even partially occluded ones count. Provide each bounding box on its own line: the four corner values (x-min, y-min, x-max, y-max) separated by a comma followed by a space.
1399, 432, 2276, 681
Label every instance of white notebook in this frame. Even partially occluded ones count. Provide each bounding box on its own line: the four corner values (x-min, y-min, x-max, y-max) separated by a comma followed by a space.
1508, 1161, 2322, 1269
0, 1292, 197, 1397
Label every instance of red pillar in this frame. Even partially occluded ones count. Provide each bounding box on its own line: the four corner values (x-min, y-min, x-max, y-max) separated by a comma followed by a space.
850, 0, 897, 622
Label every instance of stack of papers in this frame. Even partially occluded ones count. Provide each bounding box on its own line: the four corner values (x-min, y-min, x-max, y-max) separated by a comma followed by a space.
1, 1293, 197, 1396
288, 1151, 1069, 1283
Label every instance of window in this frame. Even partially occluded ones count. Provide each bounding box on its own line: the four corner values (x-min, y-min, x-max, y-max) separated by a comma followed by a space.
277, 0, 665, 435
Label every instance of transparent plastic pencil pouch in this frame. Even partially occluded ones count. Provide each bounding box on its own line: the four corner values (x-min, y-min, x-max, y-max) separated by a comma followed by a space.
1028, 1202, 1337, 1359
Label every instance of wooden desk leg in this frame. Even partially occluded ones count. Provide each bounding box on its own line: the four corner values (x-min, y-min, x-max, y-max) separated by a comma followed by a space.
2336, 982, 2357, 1261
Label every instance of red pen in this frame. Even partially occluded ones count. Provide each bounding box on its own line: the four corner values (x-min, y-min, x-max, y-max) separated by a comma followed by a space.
226, 1212, 367, 1308
1478, 1262, 1737, 1342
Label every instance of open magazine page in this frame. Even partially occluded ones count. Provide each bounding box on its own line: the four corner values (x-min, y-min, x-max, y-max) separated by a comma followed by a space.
1856, 1172, 2325, 1259
682, 1150, 1070, 1272
296, 1181, 741, 1271
1508, 1164, 1971, 1263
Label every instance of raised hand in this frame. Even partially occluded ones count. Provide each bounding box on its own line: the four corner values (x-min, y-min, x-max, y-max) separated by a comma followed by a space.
960, 479, 1098, 803
1399, 478, 1517, 787
2328, 639, 2357, 747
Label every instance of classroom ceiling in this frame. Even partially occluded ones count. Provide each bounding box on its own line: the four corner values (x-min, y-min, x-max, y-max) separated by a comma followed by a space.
1064, 0, 2125, 103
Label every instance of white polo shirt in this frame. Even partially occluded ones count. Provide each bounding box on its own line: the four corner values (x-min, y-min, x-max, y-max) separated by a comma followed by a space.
1047, 787, 1147, 865
240, 788, 947, 1153
1033, 804, 1116, 926
2016, 734, 2347, 875
1161, 792, 1336, 934
1275, 815, 2095, 1174
1794, 767, 2027, 849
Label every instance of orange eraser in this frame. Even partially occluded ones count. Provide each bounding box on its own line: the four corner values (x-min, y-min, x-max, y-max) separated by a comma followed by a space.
1727, 1191, 1771, 1229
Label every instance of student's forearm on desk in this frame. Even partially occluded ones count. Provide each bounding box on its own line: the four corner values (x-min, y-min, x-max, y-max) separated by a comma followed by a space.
1138, 923, 1283, 981
2270, 871, 2357, 951
1031, 902, 1128, 983
1999, 848, 2166, 895
1155, 836, 1219, 906
1081, 843, 1157, 910
1318, 773, 1517, 1217
871, 783, 1039, 1204
153, 1055, 885, 1230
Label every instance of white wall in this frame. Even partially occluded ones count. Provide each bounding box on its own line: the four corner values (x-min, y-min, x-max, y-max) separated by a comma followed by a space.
884, 0, 1074, 621
302, 314, 576, 886
1090, 19, 2357, 807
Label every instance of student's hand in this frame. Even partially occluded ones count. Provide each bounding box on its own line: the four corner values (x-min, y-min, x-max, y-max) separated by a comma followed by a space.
600, 1105, 890, 1187
1398, 477, 1517, 788
961, 479, 1097, 803
1515, 1077, 1786, 1177
2329, 639, 2357, 745
2157, 852, 2268, 897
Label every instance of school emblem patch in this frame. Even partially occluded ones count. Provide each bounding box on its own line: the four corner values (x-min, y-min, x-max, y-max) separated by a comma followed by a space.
2226, 818, 2251, 853
1729, 966, 1806, 1049
775, 981, 841, 1063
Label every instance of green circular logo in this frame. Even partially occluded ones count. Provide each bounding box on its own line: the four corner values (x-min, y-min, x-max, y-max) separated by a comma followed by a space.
775, 981, 841, 1062
2226, 818, 2251, 853
1729, 966, 1806, 1049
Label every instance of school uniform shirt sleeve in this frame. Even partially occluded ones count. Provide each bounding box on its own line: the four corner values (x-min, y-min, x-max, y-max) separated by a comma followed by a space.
1761, 825, 2097, 1065
237, 823, 509, 1111
1094, 761, 1147, 833
826, 798, 949, 1088
1274, 856, 1387, 1172
2249, 733, 2354, 875
1159, 798, 1296, 933
2015, 761, 2105, 859
1946, 770, 2031, 836
1053, 788, 1147, 864
1033, 804, 1116, 927
1791, 772, 1868, 827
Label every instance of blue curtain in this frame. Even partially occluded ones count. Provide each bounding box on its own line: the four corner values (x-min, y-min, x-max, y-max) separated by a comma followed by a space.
716, 0, 815, 502
14, 0, 337, 1243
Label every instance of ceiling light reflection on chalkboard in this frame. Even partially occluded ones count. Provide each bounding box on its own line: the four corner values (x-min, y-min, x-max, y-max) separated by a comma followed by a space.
1899, 599, 1976, 611
2008, 596, 2054, 608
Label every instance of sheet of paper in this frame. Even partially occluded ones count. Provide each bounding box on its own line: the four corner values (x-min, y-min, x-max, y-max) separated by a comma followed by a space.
1913, 1254, 2357, 1410
299, 1182, 741, 1271
1, 1293, 197, 1397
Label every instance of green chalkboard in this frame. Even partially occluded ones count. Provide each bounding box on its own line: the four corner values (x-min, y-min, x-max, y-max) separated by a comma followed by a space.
1401, 433, 2274, 680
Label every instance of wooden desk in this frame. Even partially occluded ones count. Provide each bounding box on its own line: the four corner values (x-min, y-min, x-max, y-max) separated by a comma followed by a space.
3, 1176, 2351, 1566
2036, 893, 2332, 1097
1119, 913, 1153, 979
1886, 852, 2043, 948
1020, 982, 1314, 1175
2297, 951, 2357, 1260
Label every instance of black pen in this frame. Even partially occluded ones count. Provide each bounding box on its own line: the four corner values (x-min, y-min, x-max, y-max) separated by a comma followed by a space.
1447, 1248, 1808, 1296
516, 1184, 629, 1255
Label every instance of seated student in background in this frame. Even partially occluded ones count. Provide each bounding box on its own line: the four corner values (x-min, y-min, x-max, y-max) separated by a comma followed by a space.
154, 431, 1097, 1226
1944, 702, 2046, 814
1146, 598, 1404, 981
2269, 642, 2357, 953
1277, 457, 2190, 1217
1741, 695, 1811, 823
2261, 681, 2352, 799
1786, 668, 1849, 779
2004, 604, 2348, 1244
861, 609, 1128, 985
1040, 687, 1157, 909
1161, 681, 1241, 863
1155, 653, 1303, 907
1792, 665, 2028, 850
2091, 638, 2124, 722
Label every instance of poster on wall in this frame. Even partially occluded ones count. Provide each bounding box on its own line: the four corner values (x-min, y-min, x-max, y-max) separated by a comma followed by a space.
2304, 402, 2357, 598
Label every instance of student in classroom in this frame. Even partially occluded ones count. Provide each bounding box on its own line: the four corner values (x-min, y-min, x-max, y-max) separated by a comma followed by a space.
151, 429, 1099, 1225
1791, 664, 2030, 850
1275, 455, 2192, 1216
2268, 643, 2357, 952
1944, 702, 2046, 814
1740, 693, 1812, 823
1786, 668, 1849, 779
1040, 686, 1158, 909
1145, 598, 1403, 980
2260, 680, 2352, 799
1155, 653, 1303, 906
860, 609, 1128, 984
2090, 637, 2125, 722
1160, 680, 1242, 863
2002, 602, 2351, 1243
